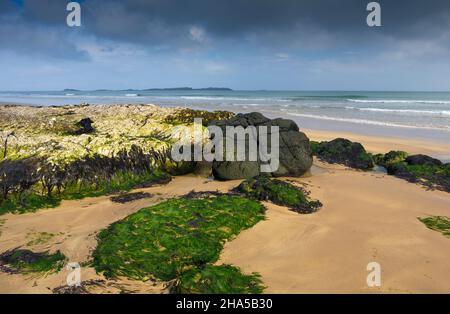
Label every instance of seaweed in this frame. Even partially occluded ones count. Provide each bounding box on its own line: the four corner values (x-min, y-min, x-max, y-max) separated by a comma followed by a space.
419, 216, 450, 238
0, 248, 66, 274
176, 265, 265, 294
92, 194, 266, 293
235, 175, 322, 214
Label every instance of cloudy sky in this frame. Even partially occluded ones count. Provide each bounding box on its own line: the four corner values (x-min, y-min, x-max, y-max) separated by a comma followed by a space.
1, 0, 450, 91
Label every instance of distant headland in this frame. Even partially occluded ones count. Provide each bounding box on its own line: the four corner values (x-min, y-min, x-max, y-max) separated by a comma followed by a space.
63, 87, 233, 92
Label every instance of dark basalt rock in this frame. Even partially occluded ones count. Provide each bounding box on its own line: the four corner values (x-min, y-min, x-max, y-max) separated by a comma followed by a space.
72, 118, 94, 135
209, 112, 313, 180
110, 192, 153, 204
405, 154, 442, 167
314, 138, 374, 170
380, 154, 449, 192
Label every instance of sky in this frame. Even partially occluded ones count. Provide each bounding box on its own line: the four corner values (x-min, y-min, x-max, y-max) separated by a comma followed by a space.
1, 0, 450, 91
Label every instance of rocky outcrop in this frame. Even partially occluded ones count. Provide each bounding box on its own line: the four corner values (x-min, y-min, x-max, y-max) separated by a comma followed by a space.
405, 154, 442, 167
209, 112, 313, 180
313, 138, 374, 170
235, 175, 322, 214
373, 151, 449, 193
373, 151, 408, 167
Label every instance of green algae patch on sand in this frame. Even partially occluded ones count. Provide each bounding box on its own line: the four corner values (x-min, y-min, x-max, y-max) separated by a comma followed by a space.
177, 264, 265, 294
0, 248, 66, 274
419, 216, 450, 238
92, 195, 265, 290
235, 176, 322, 214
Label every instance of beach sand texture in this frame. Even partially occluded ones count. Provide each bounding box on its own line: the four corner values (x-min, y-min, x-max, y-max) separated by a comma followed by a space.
0, 141, 449, 293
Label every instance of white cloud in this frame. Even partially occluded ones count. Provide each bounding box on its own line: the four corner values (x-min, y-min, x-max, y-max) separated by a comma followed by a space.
189, 26, 207, 43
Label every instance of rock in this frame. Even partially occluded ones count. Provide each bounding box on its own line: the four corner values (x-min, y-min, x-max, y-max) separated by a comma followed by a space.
315, 138, 374, 170
234, 175, 322, 214
73, 118, 94, 135
276, 130, 313, 177
193, 161, 213, 178
209, 112, 313, 180
373, 151, 408, 167
405, 154, 442, 167
212, 160, 261, 180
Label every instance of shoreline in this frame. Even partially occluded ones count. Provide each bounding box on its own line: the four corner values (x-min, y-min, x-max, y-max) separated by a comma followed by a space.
2, 102, 449, 155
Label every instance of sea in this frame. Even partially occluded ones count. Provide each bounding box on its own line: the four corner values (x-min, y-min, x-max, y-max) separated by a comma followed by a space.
1, 90, 450, 144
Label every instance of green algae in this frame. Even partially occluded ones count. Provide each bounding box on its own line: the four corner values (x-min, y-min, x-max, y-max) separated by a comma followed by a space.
92, 194, 266, 293
419, 216, 450, 238
177, 265, 265, 294
0, 248, 66, 274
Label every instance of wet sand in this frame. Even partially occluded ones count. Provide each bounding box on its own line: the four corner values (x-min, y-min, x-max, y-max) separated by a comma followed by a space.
220, 161, 450, 293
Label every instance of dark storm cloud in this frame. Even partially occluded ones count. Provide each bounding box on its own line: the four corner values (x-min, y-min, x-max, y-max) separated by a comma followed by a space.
2, 0, 450, 59
12, 0, 450, 40
0, 0, 89, 60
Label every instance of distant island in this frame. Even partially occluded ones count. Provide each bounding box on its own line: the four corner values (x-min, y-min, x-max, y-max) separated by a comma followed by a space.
63, 87, 233, 92
144, 87, 233, 91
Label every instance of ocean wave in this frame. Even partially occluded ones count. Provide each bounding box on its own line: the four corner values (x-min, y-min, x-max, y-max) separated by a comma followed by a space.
285, 112, 450, 131
179, 96, 290, 102
347, 99, 450, 105
179, 96, 265, 101
350, 108, 450, 116
288, 95, 367, 101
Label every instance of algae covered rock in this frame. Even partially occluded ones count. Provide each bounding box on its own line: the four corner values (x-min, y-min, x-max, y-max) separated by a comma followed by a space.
209, 112, 313, 180
0, 104, 225, 214
164, 108, 235, 125
314, 138, 374, 170
235, 175, 322, 214
374, 151, 450, 192
405, 154, 442, 167
72, 118, 95, 135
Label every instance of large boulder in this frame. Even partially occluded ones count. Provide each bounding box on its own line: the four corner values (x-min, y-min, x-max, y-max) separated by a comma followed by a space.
208, 112, 313, 180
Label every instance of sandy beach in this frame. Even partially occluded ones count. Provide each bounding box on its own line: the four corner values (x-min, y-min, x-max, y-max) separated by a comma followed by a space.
3, 0, 450, 300
0, 128, 449, 293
